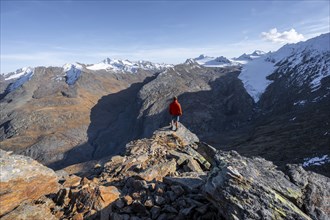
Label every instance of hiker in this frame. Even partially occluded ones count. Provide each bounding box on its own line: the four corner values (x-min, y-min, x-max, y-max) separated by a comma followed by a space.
169, 96, 182, 131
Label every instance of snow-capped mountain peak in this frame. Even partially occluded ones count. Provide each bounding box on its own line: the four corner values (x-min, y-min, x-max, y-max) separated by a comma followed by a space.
87, 58, 171, 73
192, 55, 239, 67
235, 50, 266, 61
184, 58, 199, 65
4, 67, 35, 92
251, 50, 266, 56
62, 63, 83, 85
4, 67, 34, 81
238, 33, 330, 102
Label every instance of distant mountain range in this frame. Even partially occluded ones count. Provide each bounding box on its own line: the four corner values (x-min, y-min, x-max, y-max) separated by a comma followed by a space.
0, 32, 329, 177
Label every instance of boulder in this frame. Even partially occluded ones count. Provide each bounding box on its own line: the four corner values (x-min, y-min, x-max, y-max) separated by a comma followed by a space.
0, 150, 59, 216
181, 146, 211, 170
97, 185, 121, 208
138, 159, 177, 181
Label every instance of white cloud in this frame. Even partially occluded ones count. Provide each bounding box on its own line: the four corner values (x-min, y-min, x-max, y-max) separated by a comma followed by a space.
261, 28, 305, 44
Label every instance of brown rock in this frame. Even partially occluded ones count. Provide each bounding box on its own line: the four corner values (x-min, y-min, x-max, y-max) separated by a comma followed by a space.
105, 155, 126, 168
94, 163, 102, 169
0, 150, 59, 216
186, 158, 203, 173
55, 188, 70, 206
124, 195, 133, 205
181, 146, 211, 170
97, 185, 121, 208
72, 212, 84, 220
148, 183, 156, 191
0, 202, 57, 220
169, 150, 191, 165
138, 159, 177, 181
80, 177, 91, 185
132, 191, 141, 200
54, 210, 65, 219
63, 174, 81, 188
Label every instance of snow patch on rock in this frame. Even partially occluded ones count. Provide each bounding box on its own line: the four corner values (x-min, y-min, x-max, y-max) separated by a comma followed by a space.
63, 63, 83, 85
238, 58, 275, 102
5, 67, 34, 92
303, 155, 330, 167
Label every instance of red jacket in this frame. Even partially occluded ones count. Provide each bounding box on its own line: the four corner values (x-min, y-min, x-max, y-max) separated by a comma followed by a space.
169, 100, 182, 116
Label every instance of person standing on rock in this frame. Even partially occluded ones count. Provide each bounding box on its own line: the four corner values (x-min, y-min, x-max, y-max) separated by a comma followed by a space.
169, 96, 182, 131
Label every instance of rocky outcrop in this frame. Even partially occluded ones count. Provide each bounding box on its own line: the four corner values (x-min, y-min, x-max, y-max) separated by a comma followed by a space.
0, 149, 59, 216
286, 164, 330, 220
50, 124, 222, 219
1, 126, 329, 219
207, 154, 329, 220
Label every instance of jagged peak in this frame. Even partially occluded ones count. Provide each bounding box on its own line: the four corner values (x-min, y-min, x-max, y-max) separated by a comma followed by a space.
251, 50, 266, 56
184, 58, 200, 65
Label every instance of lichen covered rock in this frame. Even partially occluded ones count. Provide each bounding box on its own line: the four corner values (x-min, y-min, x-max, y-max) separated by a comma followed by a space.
204, 150, 330, 220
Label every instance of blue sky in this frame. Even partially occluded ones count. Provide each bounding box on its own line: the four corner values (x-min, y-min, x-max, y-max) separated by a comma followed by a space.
1, 0, 329, 73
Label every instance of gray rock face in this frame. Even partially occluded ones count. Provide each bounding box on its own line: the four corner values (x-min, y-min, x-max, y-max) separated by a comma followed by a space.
286, 164, 330, 220
204, 150, 330, 220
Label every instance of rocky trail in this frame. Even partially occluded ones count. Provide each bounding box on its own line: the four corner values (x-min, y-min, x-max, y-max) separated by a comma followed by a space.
1, 124, 329, 220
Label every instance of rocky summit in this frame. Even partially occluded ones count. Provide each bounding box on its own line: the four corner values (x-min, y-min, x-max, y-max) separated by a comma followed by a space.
1, 125, 329, 220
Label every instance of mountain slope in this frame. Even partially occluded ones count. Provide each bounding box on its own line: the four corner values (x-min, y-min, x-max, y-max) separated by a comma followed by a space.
208, 33, 330, 176
239, 33, 329, 103
0, 64, 159, 168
